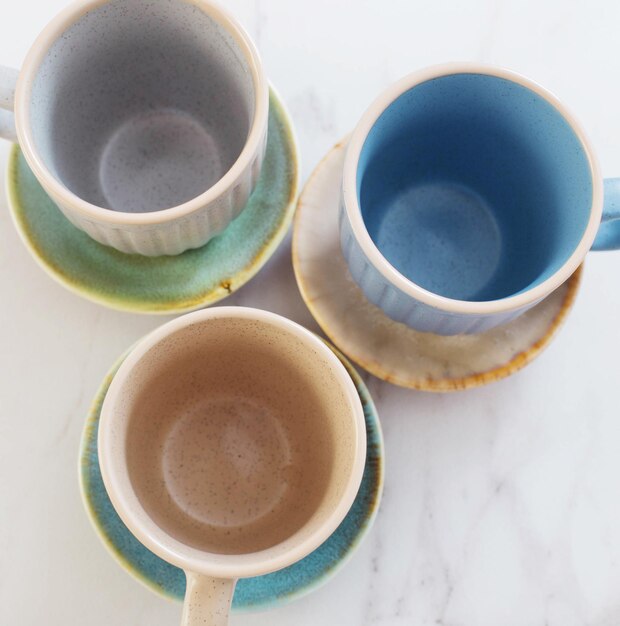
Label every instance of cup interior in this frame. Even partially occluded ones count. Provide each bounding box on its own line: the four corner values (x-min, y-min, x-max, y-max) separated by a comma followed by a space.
28, 0, 256, 213
100, 311, 363, 574
357, 72, 593, 302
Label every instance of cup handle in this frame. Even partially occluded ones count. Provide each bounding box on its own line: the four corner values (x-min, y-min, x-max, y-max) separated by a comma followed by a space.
181, 572, 236, 626
0, 65, 19, 143
592, 178, 620, 251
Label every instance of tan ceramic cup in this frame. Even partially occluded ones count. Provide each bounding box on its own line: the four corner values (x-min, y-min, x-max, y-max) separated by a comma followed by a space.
98, 307, 366, 626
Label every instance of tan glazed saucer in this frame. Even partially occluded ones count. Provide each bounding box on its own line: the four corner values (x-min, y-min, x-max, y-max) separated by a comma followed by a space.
292, 140, 583, 392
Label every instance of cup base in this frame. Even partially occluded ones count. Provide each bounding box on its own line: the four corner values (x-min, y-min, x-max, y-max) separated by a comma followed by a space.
293, 139, 583, 392
98, 109, 225, 213
365, 180, 502, 300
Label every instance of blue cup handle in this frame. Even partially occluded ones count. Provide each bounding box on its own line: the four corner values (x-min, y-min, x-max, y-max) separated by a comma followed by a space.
592, 178, 620, 251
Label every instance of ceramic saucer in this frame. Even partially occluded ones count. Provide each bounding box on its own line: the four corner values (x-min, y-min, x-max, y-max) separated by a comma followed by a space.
292, 140, 583, 392
6, 88, 299, 314
79, 341, 384, 612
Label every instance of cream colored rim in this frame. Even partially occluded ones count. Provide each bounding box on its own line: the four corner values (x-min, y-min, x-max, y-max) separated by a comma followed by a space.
293, 139, 584, 392
14, 0, 269, 225
98, 307, 367, 578
5, 86, 300, 315
342, 63, 602, 316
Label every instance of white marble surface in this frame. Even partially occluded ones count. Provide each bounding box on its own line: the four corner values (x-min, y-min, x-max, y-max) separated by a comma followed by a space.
1, 1, 620, 624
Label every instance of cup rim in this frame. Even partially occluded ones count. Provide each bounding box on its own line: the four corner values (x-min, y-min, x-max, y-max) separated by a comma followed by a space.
97, 306, 367, 579
341, 62, 603, 316
13, 0, 269, 226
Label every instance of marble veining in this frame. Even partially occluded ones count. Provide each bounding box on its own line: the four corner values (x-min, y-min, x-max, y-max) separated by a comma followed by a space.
2, 0, 620, 625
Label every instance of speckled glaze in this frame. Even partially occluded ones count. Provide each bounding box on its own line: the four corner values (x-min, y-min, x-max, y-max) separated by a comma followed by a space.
6, 89, 298, 313
0, 0, 269, 256
294, 139, 584, 392
79, 340, 383, 611
96, 307, 368, 625
340, 64, 619, 335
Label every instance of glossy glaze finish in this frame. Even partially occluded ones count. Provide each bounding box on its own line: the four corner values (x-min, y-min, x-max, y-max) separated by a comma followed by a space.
80, 329, 382, 612
6, 89, 298, 313
97, 308, 367, 625
340, 64, 618, 335
295, 139, 583, 391
5, 0, 269, 255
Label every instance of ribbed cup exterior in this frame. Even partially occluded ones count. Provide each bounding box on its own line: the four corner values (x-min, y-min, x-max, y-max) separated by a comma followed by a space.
338, 200, 537, 336
49, 127, 268, 257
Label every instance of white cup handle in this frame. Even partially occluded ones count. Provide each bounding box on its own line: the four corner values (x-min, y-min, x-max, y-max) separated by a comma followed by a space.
0, 66, 19, 142
181, 572, 236, 626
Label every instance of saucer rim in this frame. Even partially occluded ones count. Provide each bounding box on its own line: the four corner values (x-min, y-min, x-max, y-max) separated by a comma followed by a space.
5, 85, 300, 315
292, 138, 583, 392
78, 340, 384, 612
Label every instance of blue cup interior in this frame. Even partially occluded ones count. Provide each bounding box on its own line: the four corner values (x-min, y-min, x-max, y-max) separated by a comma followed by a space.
357, 73, 593, 301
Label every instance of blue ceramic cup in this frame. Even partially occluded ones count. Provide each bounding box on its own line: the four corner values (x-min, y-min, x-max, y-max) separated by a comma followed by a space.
340, 64, 620, 335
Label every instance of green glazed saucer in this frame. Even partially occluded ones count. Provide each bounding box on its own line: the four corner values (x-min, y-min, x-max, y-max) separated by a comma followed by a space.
79, 342, 384, 612
6, 89, 299, 314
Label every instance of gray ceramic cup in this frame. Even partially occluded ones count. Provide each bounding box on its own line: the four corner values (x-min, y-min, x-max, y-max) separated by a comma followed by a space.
0, 0, 269, 256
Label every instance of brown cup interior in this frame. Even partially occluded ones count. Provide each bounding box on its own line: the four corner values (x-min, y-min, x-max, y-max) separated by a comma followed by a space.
113, 317, 358, 556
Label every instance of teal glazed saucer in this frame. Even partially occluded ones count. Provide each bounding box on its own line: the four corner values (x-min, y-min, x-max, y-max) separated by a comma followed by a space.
6, 89, 299, 314
79, 342, 384, 612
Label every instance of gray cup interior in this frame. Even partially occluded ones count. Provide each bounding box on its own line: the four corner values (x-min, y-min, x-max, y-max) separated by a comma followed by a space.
29, 0, 255, 213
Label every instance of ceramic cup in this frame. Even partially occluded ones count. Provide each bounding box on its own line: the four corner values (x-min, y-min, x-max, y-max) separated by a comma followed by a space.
340, 63, 620, 335
98, 306, 367, 626
0, 0, 269, 256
